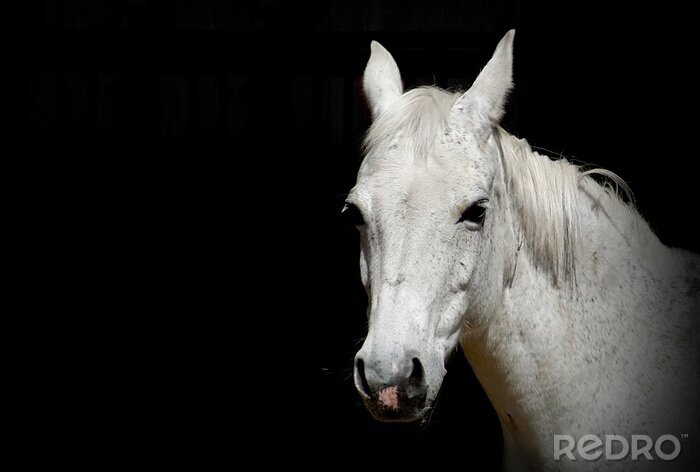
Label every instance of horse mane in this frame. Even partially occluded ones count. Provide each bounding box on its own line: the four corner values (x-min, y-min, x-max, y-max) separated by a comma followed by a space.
363, 85, 636, 286
363, 87, 460, 161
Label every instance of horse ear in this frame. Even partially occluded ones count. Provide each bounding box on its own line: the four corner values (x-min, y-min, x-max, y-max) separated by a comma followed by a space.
363, 41, 403, 120
452, 30, 515, 124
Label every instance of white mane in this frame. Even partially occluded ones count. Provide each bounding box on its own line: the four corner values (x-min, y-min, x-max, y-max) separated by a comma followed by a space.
363, 85, 636, 285
364, 87, 460, 161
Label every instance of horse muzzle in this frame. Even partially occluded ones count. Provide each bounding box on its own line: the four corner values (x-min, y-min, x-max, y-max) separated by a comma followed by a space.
354, 355, 429, 422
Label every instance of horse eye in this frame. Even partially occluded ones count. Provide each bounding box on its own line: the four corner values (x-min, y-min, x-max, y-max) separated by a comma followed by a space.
342, 202, 366, 227
458, 200, 487, 226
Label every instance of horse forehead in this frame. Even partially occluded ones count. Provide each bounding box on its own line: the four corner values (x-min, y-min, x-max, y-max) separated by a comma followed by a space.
358, 142, 493, 208
363, 166, 463, 215
407, 166, 463, 200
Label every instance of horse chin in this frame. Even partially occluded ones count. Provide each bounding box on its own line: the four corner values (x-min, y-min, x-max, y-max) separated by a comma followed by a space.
364, 400, 433, 424
370, 410, 423, 423
371, 413, 422, 423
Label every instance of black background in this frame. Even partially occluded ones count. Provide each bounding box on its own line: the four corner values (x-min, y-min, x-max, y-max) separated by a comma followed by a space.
10, 1, 699, 467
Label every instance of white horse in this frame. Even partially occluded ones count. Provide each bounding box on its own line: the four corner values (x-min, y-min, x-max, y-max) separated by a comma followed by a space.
345, 30, 699, 470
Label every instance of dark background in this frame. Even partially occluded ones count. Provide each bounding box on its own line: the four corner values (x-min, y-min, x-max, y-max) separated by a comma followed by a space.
10, 1, 698, 466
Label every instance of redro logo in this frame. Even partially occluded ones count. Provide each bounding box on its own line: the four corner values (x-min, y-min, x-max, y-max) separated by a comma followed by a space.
554, 434, 681, 461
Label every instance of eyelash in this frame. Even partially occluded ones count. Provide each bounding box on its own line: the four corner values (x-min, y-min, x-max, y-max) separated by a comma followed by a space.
342, 202, 366, 227
458, 199, 488, 227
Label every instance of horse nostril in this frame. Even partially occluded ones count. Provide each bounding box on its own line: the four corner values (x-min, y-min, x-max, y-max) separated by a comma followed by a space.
355, 358, 372, 398
410, 357, 424, 384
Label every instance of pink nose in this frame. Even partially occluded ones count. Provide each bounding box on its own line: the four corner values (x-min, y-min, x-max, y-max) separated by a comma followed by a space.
354, 356, 428, 419
377, 385, 400, 410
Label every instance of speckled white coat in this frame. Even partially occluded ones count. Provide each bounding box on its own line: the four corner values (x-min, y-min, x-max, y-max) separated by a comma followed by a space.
350, 30, 700, 470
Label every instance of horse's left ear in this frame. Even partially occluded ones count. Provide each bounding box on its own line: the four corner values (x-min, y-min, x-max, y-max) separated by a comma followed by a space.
452, 29, 515, 124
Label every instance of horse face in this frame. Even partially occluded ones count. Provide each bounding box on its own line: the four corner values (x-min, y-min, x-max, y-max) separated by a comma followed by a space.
348, 148, 498, 421
348, 32, 514, 422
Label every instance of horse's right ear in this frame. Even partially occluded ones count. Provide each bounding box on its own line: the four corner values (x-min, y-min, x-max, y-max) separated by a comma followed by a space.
363, 41, 403, 120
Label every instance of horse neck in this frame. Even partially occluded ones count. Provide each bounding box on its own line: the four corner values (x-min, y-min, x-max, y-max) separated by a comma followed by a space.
461, 141, 685, 459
